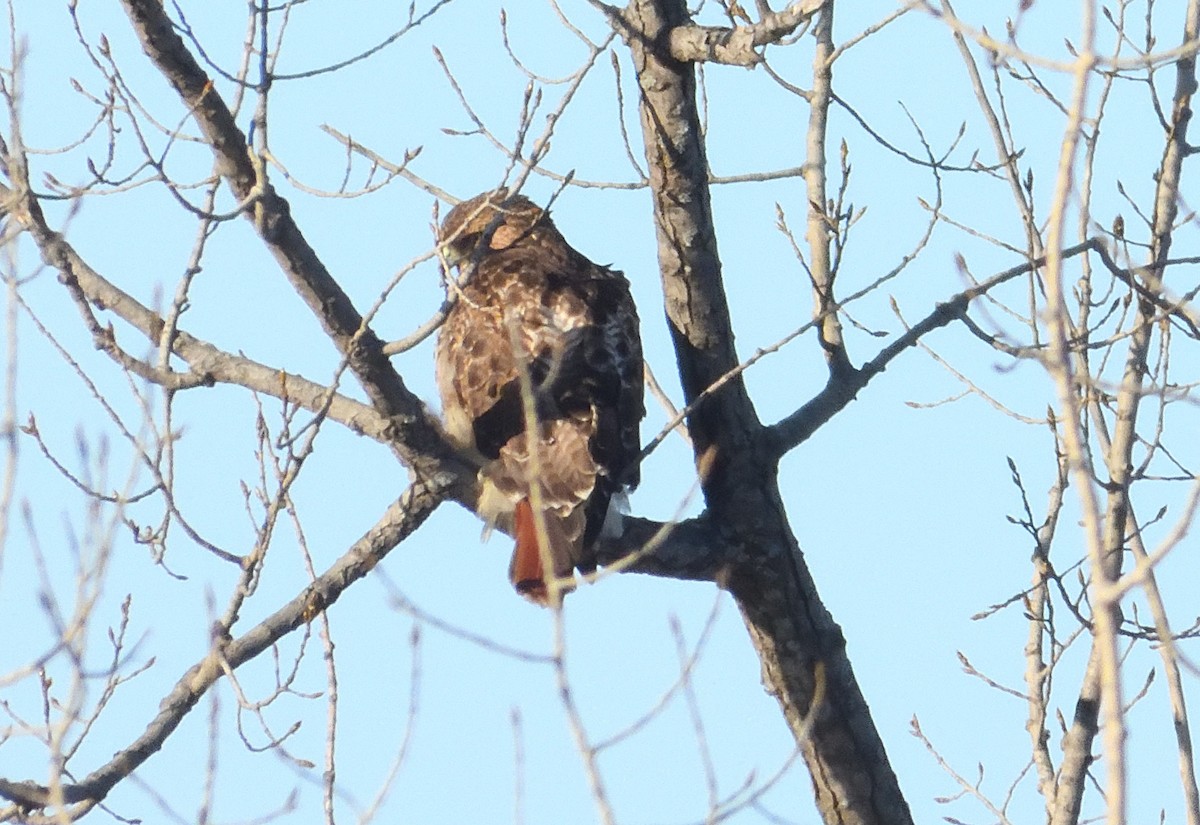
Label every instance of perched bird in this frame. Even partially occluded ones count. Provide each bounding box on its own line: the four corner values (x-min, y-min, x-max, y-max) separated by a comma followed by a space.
434, 191, 644, 605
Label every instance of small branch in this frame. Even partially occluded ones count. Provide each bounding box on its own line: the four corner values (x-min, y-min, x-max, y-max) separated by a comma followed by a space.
767, 240, 1100, 457
0, 484, 446, 811
317, 125, 451, 202
803, 4, 851, 377
910, 716, 1016, 825
0, 187, 393, 442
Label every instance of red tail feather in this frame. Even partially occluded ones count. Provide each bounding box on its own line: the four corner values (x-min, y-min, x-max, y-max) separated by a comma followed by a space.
510, 498, 549, 605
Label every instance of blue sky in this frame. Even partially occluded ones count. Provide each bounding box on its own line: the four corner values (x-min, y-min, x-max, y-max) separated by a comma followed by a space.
2, 1, 1198, 824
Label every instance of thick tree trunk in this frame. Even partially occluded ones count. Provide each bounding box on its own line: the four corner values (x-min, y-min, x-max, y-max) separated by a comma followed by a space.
621, 1, 913, 822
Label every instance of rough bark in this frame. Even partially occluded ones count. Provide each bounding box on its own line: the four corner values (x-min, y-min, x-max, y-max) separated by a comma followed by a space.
621, 1, 913, 822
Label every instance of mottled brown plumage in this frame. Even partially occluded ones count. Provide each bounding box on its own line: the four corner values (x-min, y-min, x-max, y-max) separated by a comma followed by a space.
434, 191, 644, 605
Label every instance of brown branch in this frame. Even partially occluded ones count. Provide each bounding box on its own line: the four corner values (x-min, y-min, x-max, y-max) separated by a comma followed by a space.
624, 2, 911, 823
667, 0, 827, 66
767, 240, 1100, 457
116, 0, 454, 479
593, 513, 726, 579
0, 181, 391, 443
317, 125, 451, 202
0, 483, 445, 812
626, 0, 760, 477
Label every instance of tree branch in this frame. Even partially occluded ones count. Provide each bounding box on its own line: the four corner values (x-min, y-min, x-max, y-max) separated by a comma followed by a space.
117, 0, 454, 479
0, 483, 445, 812
766, 240, 1100, 457
803, 3, 852, 377
1054, 1, 1200, 821
624, 2, 912, 823
666, 0, 826, 66
593, 514, 727, 580
0, 181, 393, 444
625, 0, 761, 481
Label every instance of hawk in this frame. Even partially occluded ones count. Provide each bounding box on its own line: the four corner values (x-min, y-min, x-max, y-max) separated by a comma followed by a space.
435, 191, 644, 606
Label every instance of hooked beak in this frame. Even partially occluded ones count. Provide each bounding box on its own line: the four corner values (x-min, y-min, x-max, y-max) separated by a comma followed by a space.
439, 242, 467, 269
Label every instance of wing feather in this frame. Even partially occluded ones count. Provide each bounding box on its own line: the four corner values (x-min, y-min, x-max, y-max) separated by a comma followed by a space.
434, 194, 644, 603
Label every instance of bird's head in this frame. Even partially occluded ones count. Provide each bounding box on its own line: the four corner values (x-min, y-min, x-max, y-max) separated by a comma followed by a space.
437, 190, 548, 268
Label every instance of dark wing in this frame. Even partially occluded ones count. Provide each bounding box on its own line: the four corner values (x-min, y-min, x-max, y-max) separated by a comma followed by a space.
574, 264, 643, 546
442, 238, 642, 455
